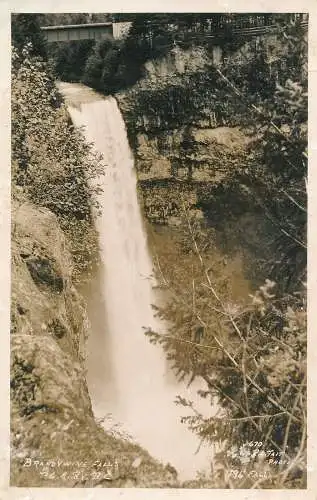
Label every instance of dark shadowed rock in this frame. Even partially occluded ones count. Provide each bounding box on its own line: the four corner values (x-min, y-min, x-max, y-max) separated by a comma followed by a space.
25, 256, 64, 292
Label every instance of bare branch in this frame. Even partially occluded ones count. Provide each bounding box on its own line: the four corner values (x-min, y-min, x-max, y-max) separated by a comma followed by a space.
281, 188, 307, 213
215, 68, 308, 162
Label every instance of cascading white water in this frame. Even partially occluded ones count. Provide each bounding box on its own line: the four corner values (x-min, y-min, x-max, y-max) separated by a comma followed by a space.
61, 83, 217, 481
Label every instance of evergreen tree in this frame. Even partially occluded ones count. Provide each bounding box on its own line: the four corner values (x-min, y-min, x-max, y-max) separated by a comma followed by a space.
11, 14, 47, 59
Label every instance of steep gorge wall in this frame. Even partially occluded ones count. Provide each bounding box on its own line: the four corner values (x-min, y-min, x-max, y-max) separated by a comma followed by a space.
117, 43, 257, 225
116, 38, 283, 287
10, 195, 179, 488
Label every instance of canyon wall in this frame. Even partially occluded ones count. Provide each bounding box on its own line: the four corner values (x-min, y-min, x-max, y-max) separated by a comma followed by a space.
11, 195, 179, 488
117, 43, 258, 225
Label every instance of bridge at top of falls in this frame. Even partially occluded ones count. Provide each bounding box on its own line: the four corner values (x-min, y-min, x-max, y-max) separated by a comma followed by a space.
41, 17, 308, 44
41, 22, 127, 43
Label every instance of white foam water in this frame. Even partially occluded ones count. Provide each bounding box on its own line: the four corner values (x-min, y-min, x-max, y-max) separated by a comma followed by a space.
62, 83, 217, 481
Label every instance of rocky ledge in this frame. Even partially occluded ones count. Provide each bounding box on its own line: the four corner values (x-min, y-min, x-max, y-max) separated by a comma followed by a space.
10, 197, 179, 488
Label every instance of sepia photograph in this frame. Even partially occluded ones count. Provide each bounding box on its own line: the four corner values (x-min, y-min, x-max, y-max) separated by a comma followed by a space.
9, 9, 308, 490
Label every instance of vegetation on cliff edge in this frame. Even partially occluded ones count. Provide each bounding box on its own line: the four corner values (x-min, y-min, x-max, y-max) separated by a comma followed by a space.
12, 44, 102, 279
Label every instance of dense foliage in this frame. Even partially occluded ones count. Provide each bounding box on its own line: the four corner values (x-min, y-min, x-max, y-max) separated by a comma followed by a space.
11, 14, 47, 59
11, 46, 102, 278
38, 13, 112, 26
48, 40, 96, 82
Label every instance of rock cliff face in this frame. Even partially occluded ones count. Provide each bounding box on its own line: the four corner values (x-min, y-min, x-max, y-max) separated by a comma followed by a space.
116, 40, 281, 289
10, 196, 179, 488
117, 44, 255, 225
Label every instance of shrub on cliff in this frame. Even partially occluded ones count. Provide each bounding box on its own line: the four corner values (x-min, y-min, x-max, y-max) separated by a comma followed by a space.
11, 46, 103, 278
82, 38, 123, 92
146, 208, 306, 488
82, 34, 161, 94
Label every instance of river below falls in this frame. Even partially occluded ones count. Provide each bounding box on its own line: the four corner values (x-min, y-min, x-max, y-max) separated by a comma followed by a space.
60, 82, 221, 481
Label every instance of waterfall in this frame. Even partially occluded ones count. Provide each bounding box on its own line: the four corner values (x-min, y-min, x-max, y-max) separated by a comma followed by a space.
62, 83, 216, 481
